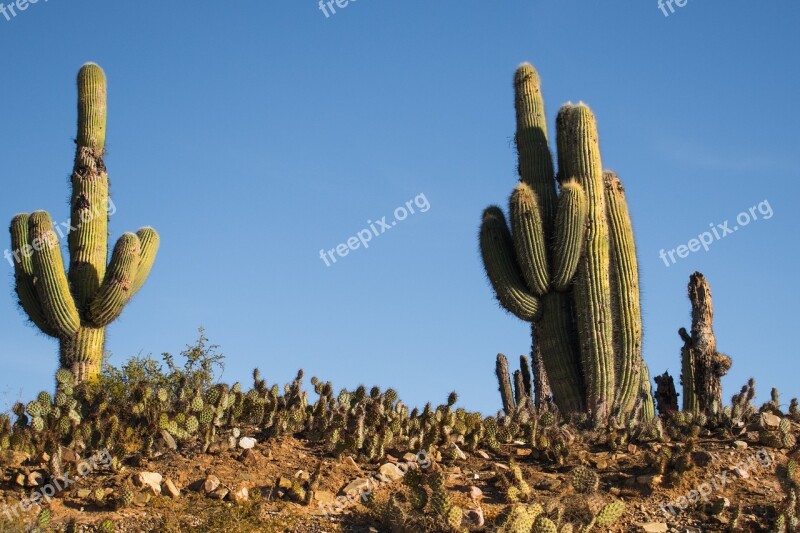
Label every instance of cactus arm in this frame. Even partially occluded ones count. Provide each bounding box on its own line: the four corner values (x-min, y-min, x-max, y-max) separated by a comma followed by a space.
604, 171, 644, 416
69, 63, 109, 310
551, 181, 587, 291
9, 214, 58, 337
88, 233, 141, 327
28, 211, 80, 337
556, 104, 616, 421
480, 206, 541, 322
509, 183, 550, 295
514, 63, 558, 231
129, 227, 159, 297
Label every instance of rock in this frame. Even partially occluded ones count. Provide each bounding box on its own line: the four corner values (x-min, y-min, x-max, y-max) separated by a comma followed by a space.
239, 448, 260, 466
228, 436, 237, 449
203, 475, 221, 494
493, 463, 509, 471
163, 478, 181, 499
132, 492, 151, 507
762, 412, 782, 430
379, 463, 404, 482
628, 443, 639, 454
313, 490, 336, 505
466, 507, 485, 527
229, 482, 249, 504
402, 453, 417, 463
232, 428, 241, 438
160, 430, 177, 451
0, 450, 29, 468
637, 523, 668, 532
135, 472, 163, 495
277, 476, 293, 490
733, 440, 748, 450
26, 472, 45, 488
344, 456, 361, 472
515, 448, 532, 457
385, 454, 398, 463
469, 486, 483, 500
451, 444, 467, 460
37, 452, 50, 464
209, 486, 229, 500
341, 478, 371, 496
295, 470, 311, 482
734, 467, 749, 479
14, 473, 26, 487
636, 474, 662, 487
239, 437, 257, 450
477, 450, 490, 460
594, 460, 609, 470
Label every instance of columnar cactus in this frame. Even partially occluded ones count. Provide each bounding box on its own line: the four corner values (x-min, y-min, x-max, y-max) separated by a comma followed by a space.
679, 272, 732, 416
480, 63, 654, 422
9, 63, 159, 383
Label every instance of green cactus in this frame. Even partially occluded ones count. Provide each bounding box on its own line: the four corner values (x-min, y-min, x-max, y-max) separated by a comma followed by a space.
9, 63, 159, 383
533, 516, 559, 533
570, 465, 599, 494
596, 500, 625, 527
479, 63, 654, 422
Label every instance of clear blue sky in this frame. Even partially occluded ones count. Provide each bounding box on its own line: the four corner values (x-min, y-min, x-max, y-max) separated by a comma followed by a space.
1, 1, 798, 414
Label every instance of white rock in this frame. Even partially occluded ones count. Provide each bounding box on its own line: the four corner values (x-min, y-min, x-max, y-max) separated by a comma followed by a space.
379, 463, 404, 482
135, 472, 163, 495
239, 437, 257, 450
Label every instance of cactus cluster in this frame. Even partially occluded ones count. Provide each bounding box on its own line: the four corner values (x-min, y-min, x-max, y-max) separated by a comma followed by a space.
480, 63, 654, 423
9, 63, 159, 383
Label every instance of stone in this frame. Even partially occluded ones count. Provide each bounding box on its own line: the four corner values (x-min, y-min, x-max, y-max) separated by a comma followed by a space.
229, 482, 249, 503
135, 472, 163, 496
636, 474, 662, 487
385, 454, 398, 463
277, 477, 293, 490
203, 475, 221, 494
378, 463, 404, 482
477, 450, 490, 459
0, 450, 29, 468
466, 507, 485, 527
209, 486, 229, 500
637, 523, 668, 532
469, 486, 483, 500
493, 463, 509, 471
762, 412, 781, 430
734, 467, 749, 479
402, 453, 417, 463
733, 440, 748, 450
341, 477, 371, 496
132, 492, 151, 507
232, 428, 241, 438
239, 437, 257, 450
163, 478, 180, 499
160, 430, 177, 451
26, 472, 45, 488
313, 490, 336, 505
14, 473, 26, 487
344, 456, 361, 471
239, 448, 259, 466
452, 444, 467, 460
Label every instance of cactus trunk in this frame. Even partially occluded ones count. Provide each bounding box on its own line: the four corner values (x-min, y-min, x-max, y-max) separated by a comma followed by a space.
59, 327, 105, 383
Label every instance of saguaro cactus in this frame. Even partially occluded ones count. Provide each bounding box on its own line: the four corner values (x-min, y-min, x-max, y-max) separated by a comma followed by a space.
679, 272, 731, 416
9, 63, 159, 383
480, 63, 654, 422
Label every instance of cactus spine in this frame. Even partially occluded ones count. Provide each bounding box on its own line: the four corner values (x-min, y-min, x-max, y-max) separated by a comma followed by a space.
9, 63, 159, 383
480, 63, 654, 422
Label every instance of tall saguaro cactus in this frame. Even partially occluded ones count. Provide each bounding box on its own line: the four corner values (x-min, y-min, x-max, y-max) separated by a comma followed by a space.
9, 63, 159, 383
479, 63, 654, 423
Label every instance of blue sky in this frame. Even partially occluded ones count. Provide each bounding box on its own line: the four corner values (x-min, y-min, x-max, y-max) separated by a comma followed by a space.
1, 1, 798, 414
